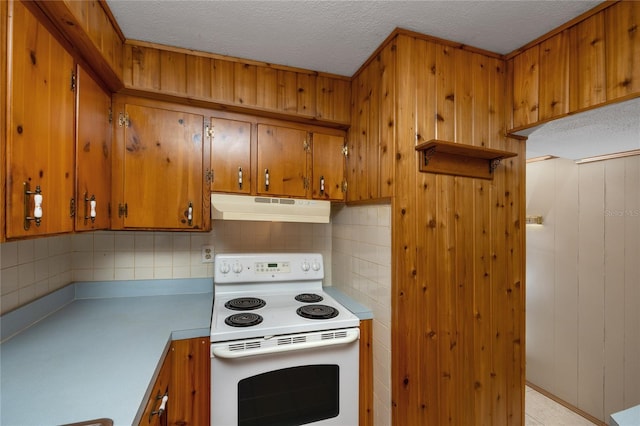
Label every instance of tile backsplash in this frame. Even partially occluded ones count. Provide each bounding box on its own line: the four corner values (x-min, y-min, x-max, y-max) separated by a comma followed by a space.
1, 220, 331, 314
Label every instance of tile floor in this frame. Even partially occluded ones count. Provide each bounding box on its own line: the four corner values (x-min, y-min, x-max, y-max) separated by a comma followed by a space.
526, 386, 596, 425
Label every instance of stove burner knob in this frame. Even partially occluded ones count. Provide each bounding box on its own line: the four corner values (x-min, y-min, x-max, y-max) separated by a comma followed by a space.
232, 263, 243, 273
301, 261, 310, 272
311, 261, 321, 271
219, 263, 231, 274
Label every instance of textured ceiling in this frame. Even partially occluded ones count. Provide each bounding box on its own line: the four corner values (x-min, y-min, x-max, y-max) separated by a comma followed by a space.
106, 0, 639, 160
106, 0, 602, 77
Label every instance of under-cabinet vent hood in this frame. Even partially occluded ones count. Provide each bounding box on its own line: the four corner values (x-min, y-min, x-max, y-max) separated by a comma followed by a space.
211, 194, 330, 223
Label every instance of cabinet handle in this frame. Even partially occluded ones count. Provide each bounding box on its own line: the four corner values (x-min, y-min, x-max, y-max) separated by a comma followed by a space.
238, 167, 243, 190
84, 193, 97, 224
150, 392, 168, 422
187, 202, 193, 226
23, 182, 43, 230
320, 176, 325, 195
264, 169, 270, 191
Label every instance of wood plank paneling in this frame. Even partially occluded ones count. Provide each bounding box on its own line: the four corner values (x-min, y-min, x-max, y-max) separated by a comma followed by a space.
122, 41, 351, 126
1, 0, 6, 242
170, 338, 210, 426
569, 13, 606, 111
605, 1, 640, 100
359, 319, 374, 426
539, 31, 570, 120
511, 45, 539, 129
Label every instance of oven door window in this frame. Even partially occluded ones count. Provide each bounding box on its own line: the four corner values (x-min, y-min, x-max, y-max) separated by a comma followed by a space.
238, 364, 339, 426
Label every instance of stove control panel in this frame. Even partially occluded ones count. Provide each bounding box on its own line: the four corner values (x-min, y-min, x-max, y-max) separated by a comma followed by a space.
214, 253, 324, 283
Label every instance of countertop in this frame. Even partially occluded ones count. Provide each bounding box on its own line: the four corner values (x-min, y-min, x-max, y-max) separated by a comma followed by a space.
0, 280, 372, 426
0, 279, 213, 426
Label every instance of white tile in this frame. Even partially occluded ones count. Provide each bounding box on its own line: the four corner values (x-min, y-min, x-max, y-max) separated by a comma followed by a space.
135, 233, 154, 251
18, 283, 36, 304
134, 267, 154, 280
154, 267, 173, 279
172, 234, 190, 252
93, 232, 115, 251
1, 266, 19, 295
172, 266, 191, 279
34, 258, 49, 282
114, 268, 134, 281
154, 233, 173, 251
1, 241, 19, 268
1, 290, 20, 315
17, 240, 35, 264
73, 269, 94, 282
173, 251, 191, 267
115, 233, 135, 251
154, 251, 173, 267
18, 263, 35, 288
72, 233, 93, 252
134, 252, 154, 268
114, 251, 135, 268
72, 251, 94, 270
34, 239, 49, 260
94, 268, 115, 281
94, 251, 115, 269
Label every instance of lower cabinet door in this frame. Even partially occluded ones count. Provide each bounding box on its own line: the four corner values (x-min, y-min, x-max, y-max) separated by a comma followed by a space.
139, 350, 171, 426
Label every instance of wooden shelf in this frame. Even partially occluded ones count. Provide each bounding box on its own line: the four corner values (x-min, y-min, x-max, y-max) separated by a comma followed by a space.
415, 140, 517, 179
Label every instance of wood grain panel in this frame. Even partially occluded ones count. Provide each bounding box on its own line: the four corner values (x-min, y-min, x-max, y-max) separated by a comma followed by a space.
234, 62, 257, 106
511, 45, 539, 129
359, 319, 374, 426
186, 55, 212, 99
379, 42, 396, 198
277, 70, 298, 114
256, 67, 278, 110
75, 65, 111, 231
210, 117, 252, 194
211, 59, 235, 103
160, 50, 187, 95
605, 1, 640, 99
569, 13, 606, 111
1, 0, 7, 242
316, 76, 351, 123
130, 45, 161, 91
296, 73, 317, 117
311, 132, 345, 201
539, 31, 570, 120
170, 338, 210, 426
6, 1, 75, 237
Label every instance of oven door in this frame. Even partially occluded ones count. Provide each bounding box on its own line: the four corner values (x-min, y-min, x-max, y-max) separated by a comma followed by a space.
210, 328, 360, 426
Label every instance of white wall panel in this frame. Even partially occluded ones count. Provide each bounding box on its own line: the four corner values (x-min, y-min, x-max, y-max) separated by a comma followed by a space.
526, 156, 640, 423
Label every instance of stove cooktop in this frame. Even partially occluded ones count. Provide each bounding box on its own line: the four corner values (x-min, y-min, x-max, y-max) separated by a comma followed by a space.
210, 289, 359, 342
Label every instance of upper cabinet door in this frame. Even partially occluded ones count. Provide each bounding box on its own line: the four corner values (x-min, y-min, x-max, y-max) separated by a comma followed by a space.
75, 65, 112, 231
311, 132, 345, 201
257, 124, 309, 198
6, 1, 75, 238
210, 117, 252, 194
113, 101, 206, 230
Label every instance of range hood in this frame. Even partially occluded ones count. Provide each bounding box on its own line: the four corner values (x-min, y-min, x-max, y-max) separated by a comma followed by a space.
211, 194, 330, 223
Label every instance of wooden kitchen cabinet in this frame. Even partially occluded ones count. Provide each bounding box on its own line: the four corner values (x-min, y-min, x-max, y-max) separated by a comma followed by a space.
111, 96, 209, 230
605, 1, 640, 100
6, 0, 75, 238
257, 124, 309, 198
538, 30, 570, 121
311, 132, 346, 201
75, 65, 111, 231
169, 338, 210, 426
209, 117, 252, 194
139, 349, 172, 426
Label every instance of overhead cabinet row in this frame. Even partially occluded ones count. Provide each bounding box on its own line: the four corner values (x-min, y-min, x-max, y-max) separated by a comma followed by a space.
6, 0, 111, 239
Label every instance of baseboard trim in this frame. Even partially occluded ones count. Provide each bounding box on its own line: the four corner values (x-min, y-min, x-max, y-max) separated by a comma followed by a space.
526, 381, 606, 426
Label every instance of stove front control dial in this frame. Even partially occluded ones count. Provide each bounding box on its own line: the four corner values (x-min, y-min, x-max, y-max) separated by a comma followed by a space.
232, 263, 243, 273
219, 263, 231, 274
301, 261, 310, 272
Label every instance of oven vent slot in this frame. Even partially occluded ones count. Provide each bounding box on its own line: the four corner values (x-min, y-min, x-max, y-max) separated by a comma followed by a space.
228, 341, 261, 352
321, 330, 348, 340
277, 336, 308, 346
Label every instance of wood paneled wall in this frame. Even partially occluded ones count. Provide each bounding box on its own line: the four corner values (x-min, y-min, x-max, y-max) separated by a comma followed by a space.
1, 0, 6, 242
508, 1, 639, 132
350, 31, 526, 425
122, 41, 351, 127
526, 157, 640, 422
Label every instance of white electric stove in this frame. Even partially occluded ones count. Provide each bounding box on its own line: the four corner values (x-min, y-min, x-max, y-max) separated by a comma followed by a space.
210, 253, 360, 426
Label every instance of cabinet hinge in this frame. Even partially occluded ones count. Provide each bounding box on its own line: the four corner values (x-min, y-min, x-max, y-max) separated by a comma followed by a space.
303, 176, 309, 190
70, 71, 76, 92
342, 143, 349, 157
341, 180, 348, 193
206, 125, 214, 138
70, 198, 75, 218
303, 134, 311, 152
118, 112, 130, 127
206, 169, 214, 184
118, 203, 128, 218
108, 107, 113, 124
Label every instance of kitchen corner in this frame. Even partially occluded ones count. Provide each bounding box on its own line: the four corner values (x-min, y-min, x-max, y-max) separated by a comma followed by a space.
0, 279, 213, 426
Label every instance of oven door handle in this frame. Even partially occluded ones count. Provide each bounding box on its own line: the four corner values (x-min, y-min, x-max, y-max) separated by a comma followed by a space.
212, 329, 360, 359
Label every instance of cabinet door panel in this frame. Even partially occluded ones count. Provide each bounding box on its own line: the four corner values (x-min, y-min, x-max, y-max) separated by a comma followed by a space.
539, 31, 569, 120
605, 1, 640, 99
257, 124, 308, 198
123, 104, 204, 229
210, 118, 251, 194
511, 45, 539, 129
76, 65, 111, 231
312, 132, 344, 201
7, 1, 75, 238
